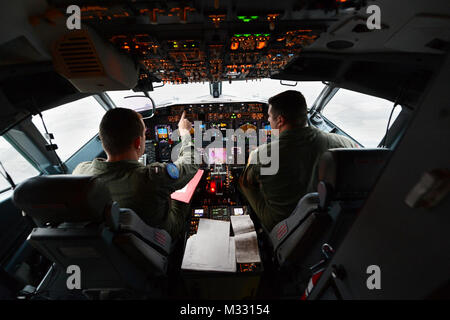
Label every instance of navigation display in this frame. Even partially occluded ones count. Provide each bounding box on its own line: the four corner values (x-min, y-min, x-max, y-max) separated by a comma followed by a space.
210, 207, 229, 220
157, 127, 168, 139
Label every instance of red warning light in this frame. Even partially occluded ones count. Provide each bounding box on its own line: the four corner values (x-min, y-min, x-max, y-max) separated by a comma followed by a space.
210, 181, 216, 193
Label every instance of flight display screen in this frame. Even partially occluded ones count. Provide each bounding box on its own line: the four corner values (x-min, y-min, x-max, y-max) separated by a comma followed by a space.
157, 127, 168, 139
194, 209, 204, 217
239, 122, 258, 132
210, 207, 229, 220
208, 148, 227, 164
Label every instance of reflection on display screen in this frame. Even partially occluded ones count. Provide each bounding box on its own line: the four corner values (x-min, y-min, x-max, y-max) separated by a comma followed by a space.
208, 148, 227, 164
233, 207, 244, 215
194, 209, 204, 217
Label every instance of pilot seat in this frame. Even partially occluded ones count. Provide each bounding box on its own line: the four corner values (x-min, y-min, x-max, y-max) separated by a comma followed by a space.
267, 148, 391, 296
13, 175, 172, 299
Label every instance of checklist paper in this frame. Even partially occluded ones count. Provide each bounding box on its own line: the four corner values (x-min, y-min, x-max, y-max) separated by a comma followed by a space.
181, 219, 236, 272
230, 215, 261, 263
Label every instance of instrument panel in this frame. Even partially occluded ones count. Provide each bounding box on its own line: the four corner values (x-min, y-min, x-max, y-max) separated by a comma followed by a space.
140, 101, 270, 274
144, 101, 272, 165
141, 101, 271, 209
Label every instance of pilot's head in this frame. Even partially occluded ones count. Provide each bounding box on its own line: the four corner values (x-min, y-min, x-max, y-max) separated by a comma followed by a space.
268, 90, 307, 134
99, 108, 146, 161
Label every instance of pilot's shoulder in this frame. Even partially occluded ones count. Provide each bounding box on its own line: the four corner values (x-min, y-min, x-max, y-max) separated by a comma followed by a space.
325, 131, 358, 148
72, 161, 94, 175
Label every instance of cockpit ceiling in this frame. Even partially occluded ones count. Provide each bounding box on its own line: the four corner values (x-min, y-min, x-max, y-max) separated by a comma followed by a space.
42, 0, 362, 84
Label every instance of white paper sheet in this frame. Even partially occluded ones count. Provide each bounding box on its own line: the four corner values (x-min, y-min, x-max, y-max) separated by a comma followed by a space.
181, 219, 236, 272
234, 231, 261, 263
230, 215, 255, 235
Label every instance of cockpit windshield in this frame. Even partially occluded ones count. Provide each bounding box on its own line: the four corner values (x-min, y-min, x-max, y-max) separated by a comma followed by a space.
106, 79, 325, 110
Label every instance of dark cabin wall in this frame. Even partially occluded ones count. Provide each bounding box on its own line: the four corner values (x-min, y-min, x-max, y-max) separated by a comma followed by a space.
311, 53, 450, 299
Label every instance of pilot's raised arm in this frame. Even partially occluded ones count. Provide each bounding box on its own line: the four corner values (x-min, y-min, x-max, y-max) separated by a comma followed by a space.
147, 111, 199, 192
72, 108, 199, 240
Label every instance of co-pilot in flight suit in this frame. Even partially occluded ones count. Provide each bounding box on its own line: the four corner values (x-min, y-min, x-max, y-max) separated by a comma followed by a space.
73, 135, 199, 239
239, 126, 358, 233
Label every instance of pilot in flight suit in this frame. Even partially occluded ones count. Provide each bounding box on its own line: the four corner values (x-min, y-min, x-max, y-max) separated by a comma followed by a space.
239, 90, 358, 232
73, 108, 199, 239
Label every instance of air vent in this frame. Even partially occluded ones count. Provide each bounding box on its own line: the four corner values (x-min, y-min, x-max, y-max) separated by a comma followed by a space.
51, 28, 138, 92
53, 30, 104, 78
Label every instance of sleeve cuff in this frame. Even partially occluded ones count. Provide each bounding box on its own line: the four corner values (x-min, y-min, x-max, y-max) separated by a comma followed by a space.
180, 134, 192, 144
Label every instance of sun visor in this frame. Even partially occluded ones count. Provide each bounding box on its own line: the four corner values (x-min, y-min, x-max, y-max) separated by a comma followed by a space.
51, 28, 138, 93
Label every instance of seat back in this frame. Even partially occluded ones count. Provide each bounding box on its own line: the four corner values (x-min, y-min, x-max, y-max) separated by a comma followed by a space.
317, 148, 391, 207
271, 148, 391, 268
13, 175, 171, 296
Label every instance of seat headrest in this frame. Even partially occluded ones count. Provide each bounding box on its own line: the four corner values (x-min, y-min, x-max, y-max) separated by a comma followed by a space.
318, 148, 391, 204
13, 175, 112, 226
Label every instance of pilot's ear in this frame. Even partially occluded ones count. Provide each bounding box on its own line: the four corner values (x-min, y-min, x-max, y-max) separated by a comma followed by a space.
278, 115, 286, 127
133, 136, 142, 150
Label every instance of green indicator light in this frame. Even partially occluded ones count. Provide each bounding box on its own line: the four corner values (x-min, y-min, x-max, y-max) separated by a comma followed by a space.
237, 16, 246, 20
263, 33, 270, 36
243, 34, 251, 37
250, 16, 259, 19
254, 33, 261, 36
234, 34, 242, 37
243, 19, 251, 22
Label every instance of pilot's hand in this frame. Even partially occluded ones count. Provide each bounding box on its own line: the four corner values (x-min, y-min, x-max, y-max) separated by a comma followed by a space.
178, 110, 192, 137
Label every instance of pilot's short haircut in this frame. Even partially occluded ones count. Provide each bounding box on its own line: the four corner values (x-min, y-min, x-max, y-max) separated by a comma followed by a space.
268, 90, 307, 126
99, 108, 144, 155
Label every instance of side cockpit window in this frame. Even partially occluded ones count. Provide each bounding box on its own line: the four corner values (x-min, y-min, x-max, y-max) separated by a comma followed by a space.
31, 96, 106, 162
0, 136, 39, 201
321, 88, 401, 148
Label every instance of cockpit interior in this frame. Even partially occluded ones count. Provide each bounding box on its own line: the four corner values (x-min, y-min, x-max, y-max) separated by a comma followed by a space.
0, 0, 449, 303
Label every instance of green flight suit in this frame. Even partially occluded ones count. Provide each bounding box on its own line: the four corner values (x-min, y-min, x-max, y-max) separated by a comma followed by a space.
239, 126, 358, 232
73, 135, 199, 239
